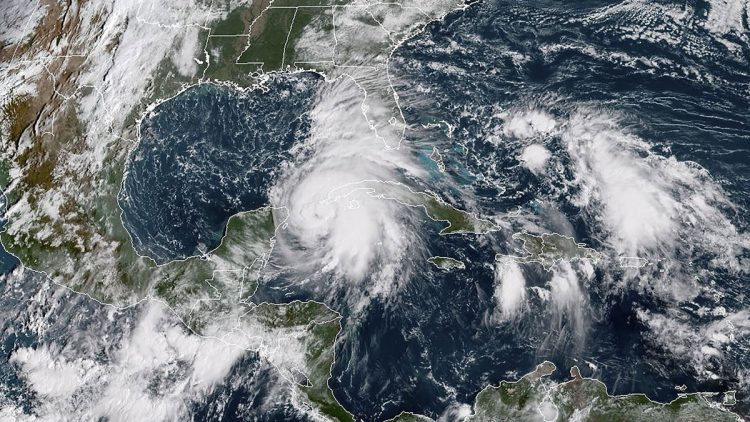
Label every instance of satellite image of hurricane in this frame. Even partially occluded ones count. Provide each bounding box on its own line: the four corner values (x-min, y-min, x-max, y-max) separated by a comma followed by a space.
0, 0, 749, 420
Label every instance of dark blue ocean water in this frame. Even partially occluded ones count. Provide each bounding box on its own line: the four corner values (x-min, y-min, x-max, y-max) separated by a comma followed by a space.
355, 0, 750, 419
5, 0, 740, 420
119, 76, 320, 263
120, 0, 749, 418
192, 352, 318, 421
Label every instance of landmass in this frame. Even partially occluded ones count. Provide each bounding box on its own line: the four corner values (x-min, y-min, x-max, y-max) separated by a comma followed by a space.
618, 256, 650, 268
427, 256, 465, 270
0, 0, 472, 304
386, 413, 435, 422
388, 362, 740, 422
429, 146, 446, 172
4, 2, 730, 422
0, 1, 470, 420
325, 180, 497, 235
200, 0, 466, 148
498, 232, 600, 270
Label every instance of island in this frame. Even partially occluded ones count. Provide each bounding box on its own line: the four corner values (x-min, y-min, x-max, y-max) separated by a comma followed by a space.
427, 256, 465, 270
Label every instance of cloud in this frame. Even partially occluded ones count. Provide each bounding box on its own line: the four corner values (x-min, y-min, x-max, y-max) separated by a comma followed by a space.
562, 110, 748, 272
519, 144, 552, 175
493, 258, 527, 318
502, 109, 557, 139
637, 308, 750, 382
548, 261, 589, 337
10, 347, 86, 398
270, 76, 426, 303
10, 302, 248, 421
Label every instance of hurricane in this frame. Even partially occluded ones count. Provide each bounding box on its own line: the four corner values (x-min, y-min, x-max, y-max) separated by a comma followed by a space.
267, 76, 434, 309
1, 0, 749, 420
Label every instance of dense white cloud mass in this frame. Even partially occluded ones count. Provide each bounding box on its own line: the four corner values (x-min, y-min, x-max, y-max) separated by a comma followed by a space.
493, 258, 527, 318
565, 112, 746, 258
8, 302, 247, 421
271, 77, 427, 303
519, 144, 552, 175
491, 107, 747, 358
502, 110, 557, 139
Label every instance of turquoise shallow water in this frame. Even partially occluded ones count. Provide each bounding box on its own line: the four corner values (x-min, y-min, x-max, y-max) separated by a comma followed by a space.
359, 0, 750, 418
1, 0, 748, 420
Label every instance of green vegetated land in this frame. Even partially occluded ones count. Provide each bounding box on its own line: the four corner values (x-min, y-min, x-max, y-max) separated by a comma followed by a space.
250, 301, 355, 422
498, 232, 600, 269
517, 232, 597, 260
340, 180, 498, 235
550, 368, 737, 421
144, 207, 352, 420
203, 1, 340, 78
427, 256, 465, 270
473, 364, 738, 421
200, 0, 458, 78
422, 195, 497, 235
120, 206, 352, 420
388, 362, 739, 422
0, 158, 10, 191
14, 3, 716, 422
386, 412, 435, 422
237, 7, 297, 69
